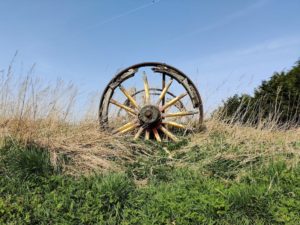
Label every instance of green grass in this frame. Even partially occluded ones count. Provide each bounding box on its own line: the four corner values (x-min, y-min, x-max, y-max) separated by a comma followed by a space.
0, 139, 61, 181
1, 138, 300, 224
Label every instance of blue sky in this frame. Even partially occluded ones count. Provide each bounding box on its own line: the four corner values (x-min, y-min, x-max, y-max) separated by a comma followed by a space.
1, 0, 300, 113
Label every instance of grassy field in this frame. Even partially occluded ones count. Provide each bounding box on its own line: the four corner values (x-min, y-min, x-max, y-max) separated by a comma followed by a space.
1, 119, 300, 225
1, 65, 300, 224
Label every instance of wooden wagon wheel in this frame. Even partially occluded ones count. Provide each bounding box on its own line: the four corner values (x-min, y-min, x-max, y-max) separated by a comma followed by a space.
99, 62, 203, 142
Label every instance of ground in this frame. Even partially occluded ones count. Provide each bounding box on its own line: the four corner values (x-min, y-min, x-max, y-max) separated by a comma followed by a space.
1, 119, 300, 224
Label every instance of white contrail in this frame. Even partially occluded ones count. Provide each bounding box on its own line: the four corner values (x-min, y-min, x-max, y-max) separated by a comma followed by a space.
88, 0, 162, 29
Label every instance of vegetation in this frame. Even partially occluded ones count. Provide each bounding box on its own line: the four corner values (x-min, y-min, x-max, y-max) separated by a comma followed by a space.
1, 58, 300, 224
1, 120, 300, 224
217, 60, 300, 127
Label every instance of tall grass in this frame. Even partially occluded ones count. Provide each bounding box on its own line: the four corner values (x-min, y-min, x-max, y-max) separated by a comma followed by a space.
212, 60, 300, 130
0, 55, 147, 175
0, 54, 78, 127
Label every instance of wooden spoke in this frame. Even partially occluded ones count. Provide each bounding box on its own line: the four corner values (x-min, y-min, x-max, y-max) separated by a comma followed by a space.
118, 123, 139, 134
156, 79, 173, 106
134, 127, 144, 140
110, 99, 137, 116
119, 85, 140, 109
161, 93, 188, 111
164, 111, 198, 118
113, 121, 137, 134
153, 128, 162, 142
145, 130, 150, 141
143, 72, 150, 104
162, 121, 186, 129
159, 126, 179, 142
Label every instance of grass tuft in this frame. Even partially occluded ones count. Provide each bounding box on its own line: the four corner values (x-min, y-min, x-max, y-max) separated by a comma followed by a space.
1, 138, 58, 180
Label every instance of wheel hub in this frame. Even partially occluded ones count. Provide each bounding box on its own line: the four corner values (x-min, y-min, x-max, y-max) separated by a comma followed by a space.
138, 105, 161, 127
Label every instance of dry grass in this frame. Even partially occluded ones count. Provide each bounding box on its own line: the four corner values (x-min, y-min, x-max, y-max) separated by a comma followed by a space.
1, 58, 299, 176
0, 119, 150, 175
199, 119, 300, 151
0, 57, 147, 175
2, 117, 299, 175
183, 119, 300, 173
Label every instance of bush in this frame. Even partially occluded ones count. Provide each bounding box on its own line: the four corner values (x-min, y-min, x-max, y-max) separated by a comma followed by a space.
217, 60, 300, 127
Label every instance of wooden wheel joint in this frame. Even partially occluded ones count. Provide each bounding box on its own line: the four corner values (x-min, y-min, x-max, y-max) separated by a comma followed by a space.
138, 105, 162, 128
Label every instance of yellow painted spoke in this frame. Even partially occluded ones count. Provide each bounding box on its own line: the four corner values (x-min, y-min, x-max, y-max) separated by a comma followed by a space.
162, 121, 186, 129
110, 99, 137, 116
143, 72, 150, 104
145, 130, 150, 141
164, 111, 198, 118
119, 123, 139, 134
159, 126, 179, 142
113, 121, 137, 134
153, 128, 162, 142
119, 85, 140, 109
156, 79, 173, 106
161, 93, 188, 111
134, 127, 144, 140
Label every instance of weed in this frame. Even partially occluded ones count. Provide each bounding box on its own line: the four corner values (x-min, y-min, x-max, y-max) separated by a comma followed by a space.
166, 139, 189, 151
0, 138, 57, 180
205, 157, 242, 179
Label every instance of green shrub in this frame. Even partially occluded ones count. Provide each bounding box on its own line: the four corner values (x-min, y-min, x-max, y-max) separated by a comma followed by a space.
217, 60, 300, 127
